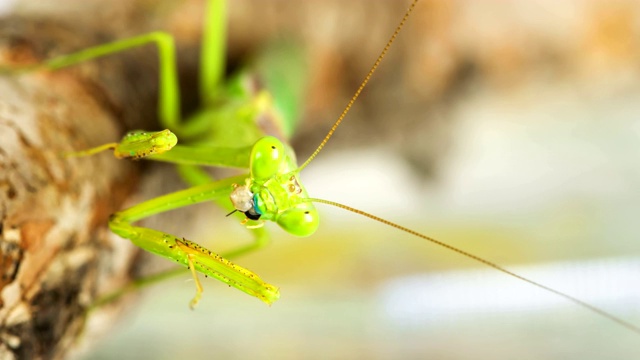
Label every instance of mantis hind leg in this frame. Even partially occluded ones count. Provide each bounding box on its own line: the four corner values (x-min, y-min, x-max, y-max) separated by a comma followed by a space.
8, 0, 230, 135
19, 32, 183, 131
200, 0, 227, 106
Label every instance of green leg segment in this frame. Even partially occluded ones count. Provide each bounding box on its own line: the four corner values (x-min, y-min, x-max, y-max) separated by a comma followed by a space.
108, 174, 279, 306
39, 32, 182, 131
149, 145, 252, 168
200, 0, 227, 106
177, 164, 271, 259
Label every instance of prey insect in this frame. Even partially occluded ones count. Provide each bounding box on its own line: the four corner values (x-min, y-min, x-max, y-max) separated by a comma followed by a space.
9, 0, 640, 336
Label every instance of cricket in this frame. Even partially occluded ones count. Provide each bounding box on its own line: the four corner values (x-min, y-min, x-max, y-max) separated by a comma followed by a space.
4, 0, 640, 356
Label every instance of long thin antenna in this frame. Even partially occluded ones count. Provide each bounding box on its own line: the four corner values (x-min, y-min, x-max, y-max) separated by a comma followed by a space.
308, 197, 640, 335
297, 0, 419, 172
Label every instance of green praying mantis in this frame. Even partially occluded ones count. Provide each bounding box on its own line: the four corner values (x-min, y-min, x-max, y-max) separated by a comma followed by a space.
5, 0, 640, 337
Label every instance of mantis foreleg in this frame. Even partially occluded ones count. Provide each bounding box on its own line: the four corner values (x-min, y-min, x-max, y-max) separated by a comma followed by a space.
176, 164, 271, 259
108, 174, 280, 306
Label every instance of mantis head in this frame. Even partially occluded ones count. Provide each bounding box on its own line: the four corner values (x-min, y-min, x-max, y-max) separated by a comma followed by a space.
230, 136, 319, 237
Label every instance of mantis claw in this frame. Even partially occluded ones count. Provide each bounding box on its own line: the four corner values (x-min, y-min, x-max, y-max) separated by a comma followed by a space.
185, 252, 204, 310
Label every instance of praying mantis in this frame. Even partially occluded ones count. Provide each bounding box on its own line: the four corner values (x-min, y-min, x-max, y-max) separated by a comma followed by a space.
4, 0, 640, 358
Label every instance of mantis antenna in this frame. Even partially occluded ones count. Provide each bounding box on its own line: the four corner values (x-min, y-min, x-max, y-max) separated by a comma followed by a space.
307, 198, 640, 335
297, 0, 419, 172
291, 0, 640, 337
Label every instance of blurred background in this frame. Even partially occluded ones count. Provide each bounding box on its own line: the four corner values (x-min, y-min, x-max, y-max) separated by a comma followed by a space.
5, 0, 640, 358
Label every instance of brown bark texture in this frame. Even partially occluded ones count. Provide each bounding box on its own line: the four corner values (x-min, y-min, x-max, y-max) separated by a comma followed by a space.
0, 10, 162, 360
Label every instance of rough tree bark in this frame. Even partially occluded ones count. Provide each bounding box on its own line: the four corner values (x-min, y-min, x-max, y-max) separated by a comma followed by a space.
0, 11, 163, 360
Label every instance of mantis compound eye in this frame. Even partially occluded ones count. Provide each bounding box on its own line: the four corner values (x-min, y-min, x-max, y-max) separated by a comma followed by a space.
276, 206, 319, 237
250, 136, 286, 182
